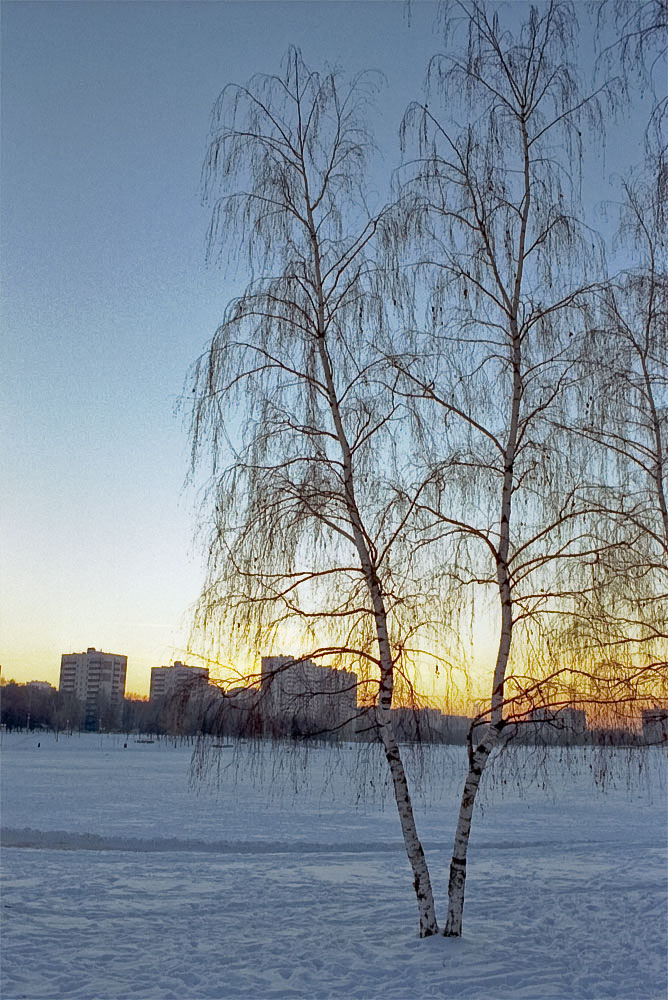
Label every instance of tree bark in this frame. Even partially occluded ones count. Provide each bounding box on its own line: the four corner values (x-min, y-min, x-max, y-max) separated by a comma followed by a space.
443, 726, 497, 936
443, 102, 528, 936
317, 331, 439, 936
303, 183, 438, 936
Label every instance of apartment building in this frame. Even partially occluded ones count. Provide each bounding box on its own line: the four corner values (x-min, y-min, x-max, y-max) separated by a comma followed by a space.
149, 661, 209, 701
525, 706, 588, 745
59, 647, 127, 730
260, 655, 357, 736
642, 707, 668, 744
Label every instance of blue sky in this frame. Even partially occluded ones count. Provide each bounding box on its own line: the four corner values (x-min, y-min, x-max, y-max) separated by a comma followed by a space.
1, 1, 441, 693
1, 1, 655, 695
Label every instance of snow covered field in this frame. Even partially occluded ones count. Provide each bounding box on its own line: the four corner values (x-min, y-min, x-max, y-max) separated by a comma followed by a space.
1, 732, 666, 1000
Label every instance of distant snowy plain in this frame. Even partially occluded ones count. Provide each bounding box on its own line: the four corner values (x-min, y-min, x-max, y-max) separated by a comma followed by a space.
1, 731, 666, 1000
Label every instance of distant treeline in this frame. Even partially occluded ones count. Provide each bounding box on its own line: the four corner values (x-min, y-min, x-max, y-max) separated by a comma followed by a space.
1, 679, 661, 747
0, 680, 269, 738
1, 681, 83, 733
0, 681, 164, 736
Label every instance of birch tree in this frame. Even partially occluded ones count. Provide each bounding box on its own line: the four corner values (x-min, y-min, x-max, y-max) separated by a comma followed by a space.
561, 170, 668, 714
392, 0, 619, 936
597, 0, 667, 184
189, 49, 439, 936
601, 176, 667, 560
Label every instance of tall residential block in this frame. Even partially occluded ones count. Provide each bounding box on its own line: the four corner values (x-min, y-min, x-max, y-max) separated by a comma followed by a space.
642, 707, 668, 744
59, 647, 127, 730
260, 655, 357, 736
149, 661, 210, 701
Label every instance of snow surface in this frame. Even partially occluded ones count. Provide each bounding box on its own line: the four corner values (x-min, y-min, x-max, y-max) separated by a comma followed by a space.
1, 731, 666, 1000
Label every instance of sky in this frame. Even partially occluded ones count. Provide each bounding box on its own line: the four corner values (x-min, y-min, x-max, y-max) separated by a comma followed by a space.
1, 1, 445, 695
1, 1, 655, 697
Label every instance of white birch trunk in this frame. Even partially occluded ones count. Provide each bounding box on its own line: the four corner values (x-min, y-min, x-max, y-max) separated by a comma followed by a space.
442, 723, 502, 936
376, 704, 439, 936
303, 189, 438, 936
443, 598, 512, 936
373, 612, 439, 937
321, 337, 439, 935
443, 381, 518, 936
640, 344, 668, 553
328, 369, 439, 935
443, 344, 519, 935
444, 110, 530, 936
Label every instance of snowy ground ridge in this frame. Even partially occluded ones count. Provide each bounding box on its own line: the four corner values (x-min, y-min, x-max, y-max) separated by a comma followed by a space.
3, 826, 661, 855
2, 827, 412, 854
